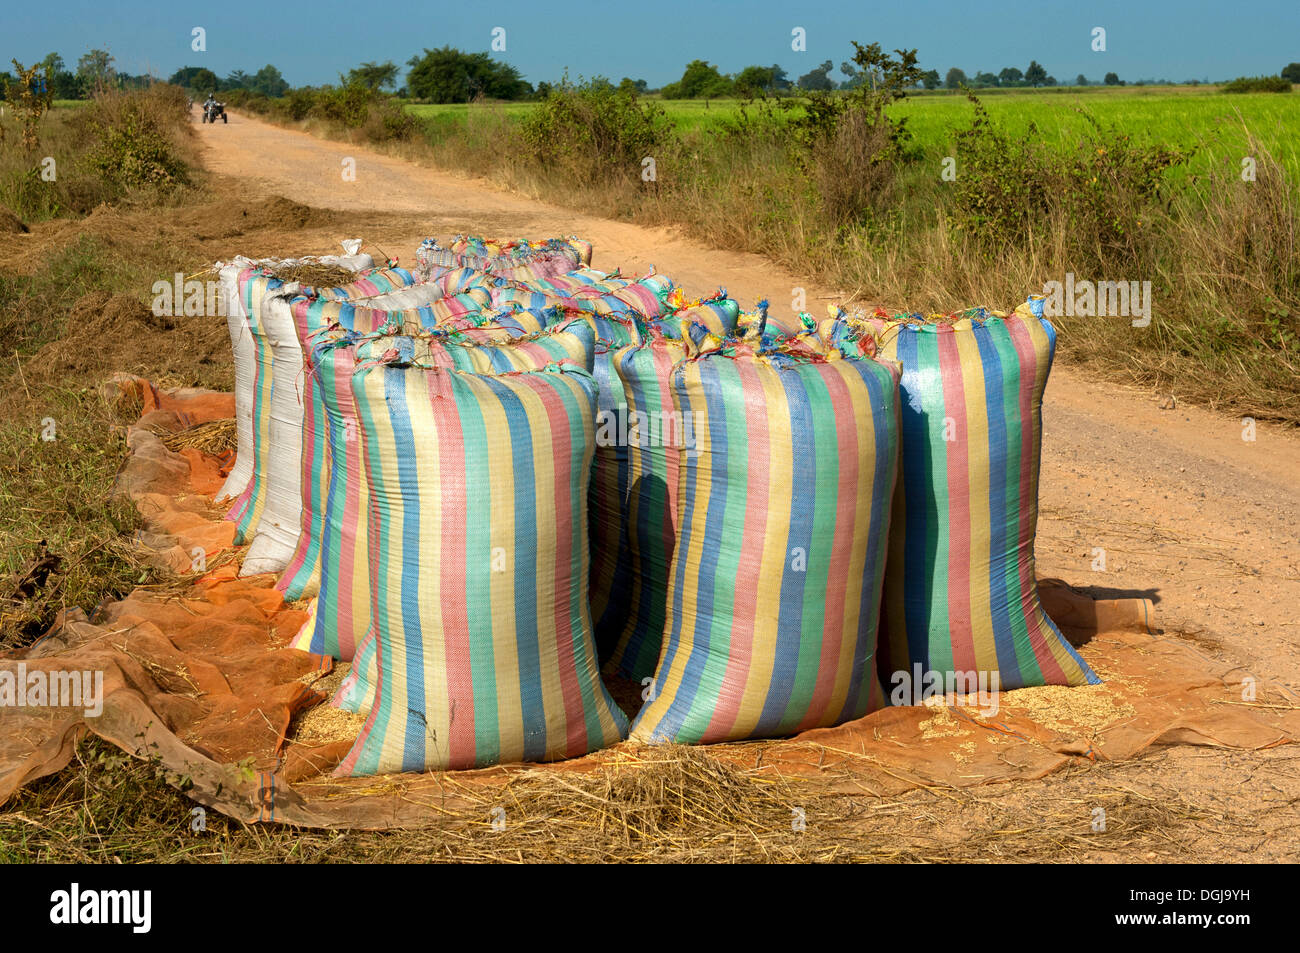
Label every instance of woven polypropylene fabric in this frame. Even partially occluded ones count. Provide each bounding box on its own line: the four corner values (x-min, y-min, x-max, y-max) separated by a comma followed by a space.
335, 362, 626, 774
293, 320, 596, 667
874, 304, 1099, 690
604, 335, 692, 681
276, 284, 453, 600
216, 254, 376, 509
629, 339, 900, 746
223, 263, 404, 546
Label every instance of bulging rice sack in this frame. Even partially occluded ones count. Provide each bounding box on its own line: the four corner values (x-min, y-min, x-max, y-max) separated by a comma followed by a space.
239, 279, 453, 579
216, 253, 373, 511
223, 261, 408, 546
872, 301, 1099, 690
336, 361, 625, 775
414, 235, 590, 283
294, 319, 597, 667
585, 295, 739, 654
629, 332, 900, 746
275, 283, 457, 598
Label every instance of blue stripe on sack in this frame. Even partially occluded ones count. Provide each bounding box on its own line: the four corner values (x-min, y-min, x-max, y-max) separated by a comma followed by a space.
648, 358, 729, 742
620, 351, 658, 667
896, 329, 932, 671
480, 374, 548, 762
383, 368, 430, 773
839, 360, 893, 723
975, 324, 1025, 688
754, 368, 814, 736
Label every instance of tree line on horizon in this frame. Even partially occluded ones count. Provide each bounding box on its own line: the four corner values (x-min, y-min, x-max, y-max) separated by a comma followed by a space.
4, 43, 1297, 103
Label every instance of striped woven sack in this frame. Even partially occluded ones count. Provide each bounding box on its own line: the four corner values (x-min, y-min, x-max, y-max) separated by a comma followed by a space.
241, 282, 452, 580
215, 254, 375, 512
414, 236, 589, 283
336, 361, 626, 774
223, 262, 406, 545
629, 333, 901, 745
294, 319, 597, 668
490, 274, 674, 319
586, 297, 741, 659
276, 284, 457, 599
873, 302, 1099, 690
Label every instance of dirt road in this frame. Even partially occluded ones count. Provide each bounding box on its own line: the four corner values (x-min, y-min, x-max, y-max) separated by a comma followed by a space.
195, 112, 1300, 857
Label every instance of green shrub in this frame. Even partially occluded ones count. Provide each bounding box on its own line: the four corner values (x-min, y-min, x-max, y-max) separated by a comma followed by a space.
76, 85, 191, 193
519, 78, 675, 180
1221, 76, 1293, 94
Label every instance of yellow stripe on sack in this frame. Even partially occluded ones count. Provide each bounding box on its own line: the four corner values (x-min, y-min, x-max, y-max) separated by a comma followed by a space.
954, 328, 998, 677
731, 364, 793, 740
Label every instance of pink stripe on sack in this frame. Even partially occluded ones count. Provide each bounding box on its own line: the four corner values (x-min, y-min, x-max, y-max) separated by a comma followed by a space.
427, 370, 476, 766
937, 327, 976, 674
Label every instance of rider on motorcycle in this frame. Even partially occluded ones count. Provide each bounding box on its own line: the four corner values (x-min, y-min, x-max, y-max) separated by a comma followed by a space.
203, 92, 218, 112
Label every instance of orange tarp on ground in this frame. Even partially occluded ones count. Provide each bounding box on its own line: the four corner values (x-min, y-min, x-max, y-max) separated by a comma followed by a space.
0, 380, 1295, 829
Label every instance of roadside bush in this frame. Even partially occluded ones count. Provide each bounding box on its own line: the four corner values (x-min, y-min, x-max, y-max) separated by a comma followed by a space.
790, 42, 924, 225
75, 85, 192, 193
519, 77, 675, 180
951, 92, 1186, 273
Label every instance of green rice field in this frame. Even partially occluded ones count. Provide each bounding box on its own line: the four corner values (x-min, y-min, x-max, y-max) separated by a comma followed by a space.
408, 86, 1300, 179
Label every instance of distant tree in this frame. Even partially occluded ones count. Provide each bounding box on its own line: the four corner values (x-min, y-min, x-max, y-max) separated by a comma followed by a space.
670, 59, 733, 98
1282, 62, 1300, 84
735, 65, 775, 95
999, 66, 1023, 86
223, 69, 249, 91
617, 77, 648, 95
920, 68, 941, 90
973, 71, 999, 87
1024, 60, 1048, 86
1075, 73, 1089, 86
1045, 75, 1058, 86
76, 48, 116, 93
797, 59, 835, 91
1104, 71, 1121, 86
248, 64, 289, 97
345, 61, 398, 91
769, 64, 792, 91
406, 47, 529, 102
839, 59, 868, 89
40, 53, 65, 75
944, 67, 967, 89
170, 66, 219, 93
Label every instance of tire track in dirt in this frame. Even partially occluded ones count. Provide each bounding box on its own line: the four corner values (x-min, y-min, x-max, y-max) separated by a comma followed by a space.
197, 110, 1300, 691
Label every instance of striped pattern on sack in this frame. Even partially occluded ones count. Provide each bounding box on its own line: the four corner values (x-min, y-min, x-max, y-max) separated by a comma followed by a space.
292, 320, 596, 665
587, 300, 740, 654
629, 338, 900, 745
224, 263, 411, 544
414, 236, 589, 283
277, 284, 453, 599
875, 305, 1099, 690
490, 282, 673, 319
336, 362, 626, 774
604, 334, 691, 681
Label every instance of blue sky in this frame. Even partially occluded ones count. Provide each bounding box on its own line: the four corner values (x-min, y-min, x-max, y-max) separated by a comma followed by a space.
4, 0, 1297, 87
